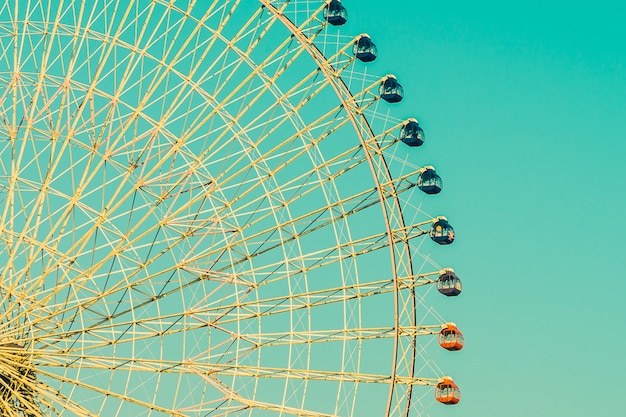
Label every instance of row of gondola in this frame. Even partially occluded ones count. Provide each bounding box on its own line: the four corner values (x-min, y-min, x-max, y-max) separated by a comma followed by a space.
324, 0, 463, 406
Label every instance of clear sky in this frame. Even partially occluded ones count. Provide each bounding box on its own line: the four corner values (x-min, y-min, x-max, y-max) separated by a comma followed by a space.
2, 1, 623, 415
345, 1, 626, 416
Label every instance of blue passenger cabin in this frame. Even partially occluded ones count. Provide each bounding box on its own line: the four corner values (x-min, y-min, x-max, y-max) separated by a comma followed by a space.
430, 217, 455, 245
380, 75, 404, 103
324, 0, 348, 26
354, 34, 377, 62
436, 268, 462, 296
400, 119, 424, 146
417, 166, 442, 194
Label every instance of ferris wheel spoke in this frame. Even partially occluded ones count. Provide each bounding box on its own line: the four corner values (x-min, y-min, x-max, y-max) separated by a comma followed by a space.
26, 280, 201, 347
0, 398, 17, 417
5, 154, 99, 288
235, 325, 442, 347
38, 354, 251, 414
0, 2, 461, 415
37, 354, 441, 391
19, 133, 416, 290
104, 5, 291, 152
209, 217, 434, 288
201, 73, 384, 197
174, 371, 265, 416
183, 109, 393, 257
197, 363, 440, 388
229, 397, 337, 417
0, 29, 376, 296
34, 366, 188, 416
34, 381, 99, 417
30, 311, 207, 354
194, 273, 440, 328
0, 211, 214, 348
15, 179, 263, 317
147, 25, 365, 193
4, 257, 195, 341
177, 134, 413, 276
22, 212, 196, 308
220, 165, 419, 253
190, 2, 327, 113
205, 290, 415, 328
0, 368, 40, 416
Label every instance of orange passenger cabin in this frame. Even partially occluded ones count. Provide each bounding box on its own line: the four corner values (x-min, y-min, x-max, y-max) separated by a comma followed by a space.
430, 217, 455, 245
380, 75, 404, 103
439, 323, 464, 351
435, 377, 461, 405
324, 0, 348, 26
436, 268, 462, 296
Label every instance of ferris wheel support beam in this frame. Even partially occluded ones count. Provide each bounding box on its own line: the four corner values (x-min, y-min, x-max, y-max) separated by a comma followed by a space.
0, 2, 453, 413
260, 2, 417, 415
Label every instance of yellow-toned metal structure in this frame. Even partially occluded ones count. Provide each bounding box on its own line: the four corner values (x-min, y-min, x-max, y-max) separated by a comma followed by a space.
0, 0, 460, 415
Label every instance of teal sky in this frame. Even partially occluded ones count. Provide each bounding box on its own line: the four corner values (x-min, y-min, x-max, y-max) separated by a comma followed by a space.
347, 1, 625, 416
1, 1, 622, 415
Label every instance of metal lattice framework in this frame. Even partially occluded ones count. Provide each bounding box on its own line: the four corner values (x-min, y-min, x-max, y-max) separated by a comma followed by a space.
0, 1, 459, 416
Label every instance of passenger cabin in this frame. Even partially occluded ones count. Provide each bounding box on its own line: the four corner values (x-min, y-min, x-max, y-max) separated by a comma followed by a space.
430, 217, 455, 245
435, 377, 461, 405
400, 119, 424, 146
417, 166, 442, 194
439, 323, 464, 351
380, 75, 404, 103
324, 0, 348, 26
354, 34, 377, 62
436, 268, 462, 296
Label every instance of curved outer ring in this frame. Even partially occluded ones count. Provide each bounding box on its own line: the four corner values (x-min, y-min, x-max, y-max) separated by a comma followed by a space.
261, 2, 417, 416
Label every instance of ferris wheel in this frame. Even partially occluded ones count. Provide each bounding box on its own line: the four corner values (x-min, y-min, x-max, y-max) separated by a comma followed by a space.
0, 0, 464, 416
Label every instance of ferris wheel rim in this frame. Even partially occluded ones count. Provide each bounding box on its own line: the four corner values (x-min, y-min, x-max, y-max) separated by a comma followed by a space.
260, 2, 420, 415
0, 1, 456, 415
